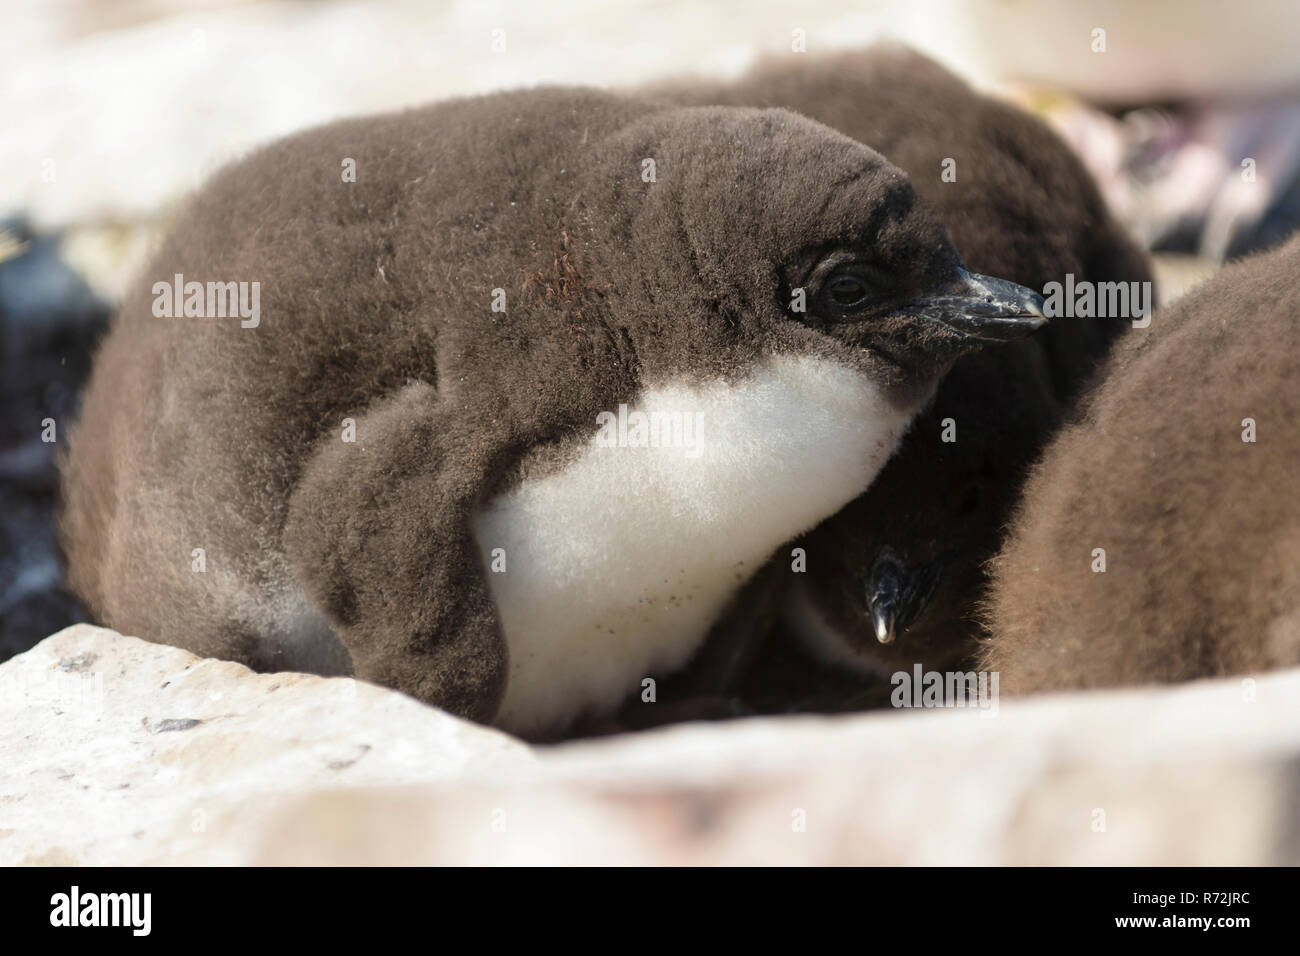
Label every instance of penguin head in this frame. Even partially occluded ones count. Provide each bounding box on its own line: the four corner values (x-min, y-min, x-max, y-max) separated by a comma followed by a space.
797, 461, 989, 673
795, 347, 1063, 670
572, 104, 1045, 393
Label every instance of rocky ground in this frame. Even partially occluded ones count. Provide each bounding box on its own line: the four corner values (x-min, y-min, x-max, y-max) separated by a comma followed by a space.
3, 625, 1297, 865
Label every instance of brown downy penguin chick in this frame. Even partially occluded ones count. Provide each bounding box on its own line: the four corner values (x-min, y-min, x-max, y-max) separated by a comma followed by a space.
648, 46, 1151, 702
60, 87, 1046, 739
983, 234, 1300, 691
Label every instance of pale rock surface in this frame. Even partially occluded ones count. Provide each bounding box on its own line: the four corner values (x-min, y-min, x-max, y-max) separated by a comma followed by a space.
9, 0, 1300, 238
0, 625, 532, 865
257, 673, 1300, 865
2, 625, 1298, 865
1, 0, 972, 232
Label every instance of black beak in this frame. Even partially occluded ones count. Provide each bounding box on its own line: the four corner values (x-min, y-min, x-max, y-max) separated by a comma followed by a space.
866, 549, 906, 645
865, 549, 942, 645
903, 268, 1046, 342
870, 599, 898, 645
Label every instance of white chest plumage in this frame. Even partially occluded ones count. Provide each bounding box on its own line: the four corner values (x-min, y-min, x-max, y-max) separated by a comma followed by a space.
472, 353, 913, 736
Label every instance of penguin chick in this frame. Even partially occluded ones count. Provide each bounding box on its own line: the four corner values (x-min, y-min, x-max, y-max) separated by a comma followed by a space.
651, 46, 1151, 691
983, 233, 1300, 691
60, 87, 1045, 738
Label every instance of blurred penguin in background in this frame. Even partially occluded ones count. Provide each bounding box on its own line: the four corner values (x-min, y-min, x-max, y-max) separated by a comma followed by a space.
0, 220, 105, 661
984, 233, 1300, 691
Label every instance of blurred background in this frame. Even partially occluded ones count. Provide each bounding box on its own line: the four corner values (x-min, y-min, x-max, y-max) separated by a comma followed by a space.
4, 0, 1300, 657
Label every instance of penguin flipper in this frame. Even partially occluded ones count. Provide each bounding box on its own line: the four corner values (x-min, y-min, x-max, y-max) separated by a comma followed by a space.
282, 382, 508, 724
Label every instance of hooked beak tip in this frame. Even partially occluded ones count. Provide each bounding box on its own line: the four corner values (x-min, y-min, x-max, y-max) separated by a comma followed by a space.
871, 604, 895, 645
905, 268, 1047, 342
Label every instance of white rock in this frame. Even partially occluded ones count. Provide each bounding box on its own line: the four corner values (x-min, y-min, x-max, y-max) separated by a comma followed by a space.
0, 625, 531, 865
3, 625, 1298, 865
256, 671, 1300, 865
0, 0, 1019, 232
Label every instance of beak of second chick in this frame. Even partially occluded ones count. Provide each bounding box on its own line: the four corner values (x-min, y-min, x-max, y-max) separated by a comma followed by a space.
904, 268, 1046, 341
866, 548, 907, 645
865, 548, 942, 645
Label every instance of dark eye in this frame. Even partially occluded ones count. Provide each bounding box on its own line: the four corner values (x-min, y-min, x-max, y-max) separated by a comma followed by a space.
815, 262, 889, 316
827, 274, 871, 308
